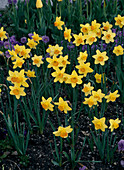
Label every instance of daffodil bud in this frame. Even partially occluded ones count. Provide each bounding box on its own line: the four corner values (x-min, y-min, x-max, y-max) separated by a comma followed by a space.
36, 0, 43, 8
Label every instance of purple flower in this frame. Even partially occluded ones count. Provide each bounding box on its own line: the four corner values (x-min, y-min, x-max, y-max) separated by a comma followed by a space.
5, 51, 11, 58
79, 166, 87, 170
67, 42, 75, 50
0, 14, 2, 17
45, 53, 50, 58
120, 160, 124, 168
118, 139, 124, 151
0, 41, 4, 47
82, 45, 87, 51
112, 28, 117, 33
21, 37, 27, 44
28, 33, 33, 39
117, 31, 122, 37
8, 0, 17, 4
10, 36, 17, 45
4, 41, 10, 49
42, 35, 50, 44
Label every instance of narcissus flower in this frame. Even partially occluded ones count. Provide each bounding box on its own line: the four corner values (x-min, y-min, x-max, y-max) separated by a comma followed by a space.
102, 21, 112, 31
9, 85, 26, 99
83, 96, 97, 108
25, 70, 36, 77
77, 51, 88, 63
54, 97, 72, 113
80, 23, 90, 35
92, 89, 105, 103
46, 56, 61, 69
90, 20, 101, 33
18, 46, 31, 59
66, 70, 83, 88
59, 55, 70, 68
64, 27, 72, 42
115, 15, 124, 28
75, 62, 93, 77
32, 55, 43, 67
8, 50, 17, 60
7, 70, 29, 87
51, 68, 65, 83
41, 96, 54, 111
14, 44, 22, 54
54, 17, 64, 30
85, 32, 97, 45
92, 117, 108, 132
0, 27, 7, 41
95, 73, 102, 83
46, 45, 55, 56
36, 0, 43, 8
105, 90, 120, 102
53, 125, 73, 138
32, 32, 42, 43
102, 29, 116, 44
53, 44, 63, 57
73, 33, 85, 46
109, 118, 121, 132
113, 45, 123, 56
92, 50, 109, 65
27, 38, 38, 49
13, 57, 25, 69
82, 82, 94, 96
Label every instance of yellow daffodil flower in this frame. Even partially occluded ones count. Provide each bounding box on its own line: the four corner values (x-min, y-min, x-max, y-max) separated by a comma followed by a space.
113, 45, 123, 56
92, 117, 108, 132
53, 125, 73, 138
25, 70, 36, 78
109, 118, 121, 132
102, 29, 116, 44
27, 38, 38, 49
115, 14, 124, 28
32, 32, 42, 43
102, 21, 113, 31
54, 97, 72, 113
41, 96, 54, 111
0, 27, 7, 41
85, 32, 97, 45
51, 68, 65, 83
19, 46, 31, 59
54, 17, 64, 30
64, 27, 72, 42
92, 50, 109, 66
80, 23, 90, 35
46, 56, 61, 69
9, 85, 26, 99
32, 55, 43, 67
59, 55, 70, 68
73, 33, 85, 46
75, 62, 93, 77
82, 82, 94, 96
77, 51, 88, 64
105, 90, 120, 102
95, 73, 102, 83
7, 70, 29, 87
13, 57, 25, 69
66, 70, 83, 88
92, 89, 105, 103
83, 96, 97, 108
